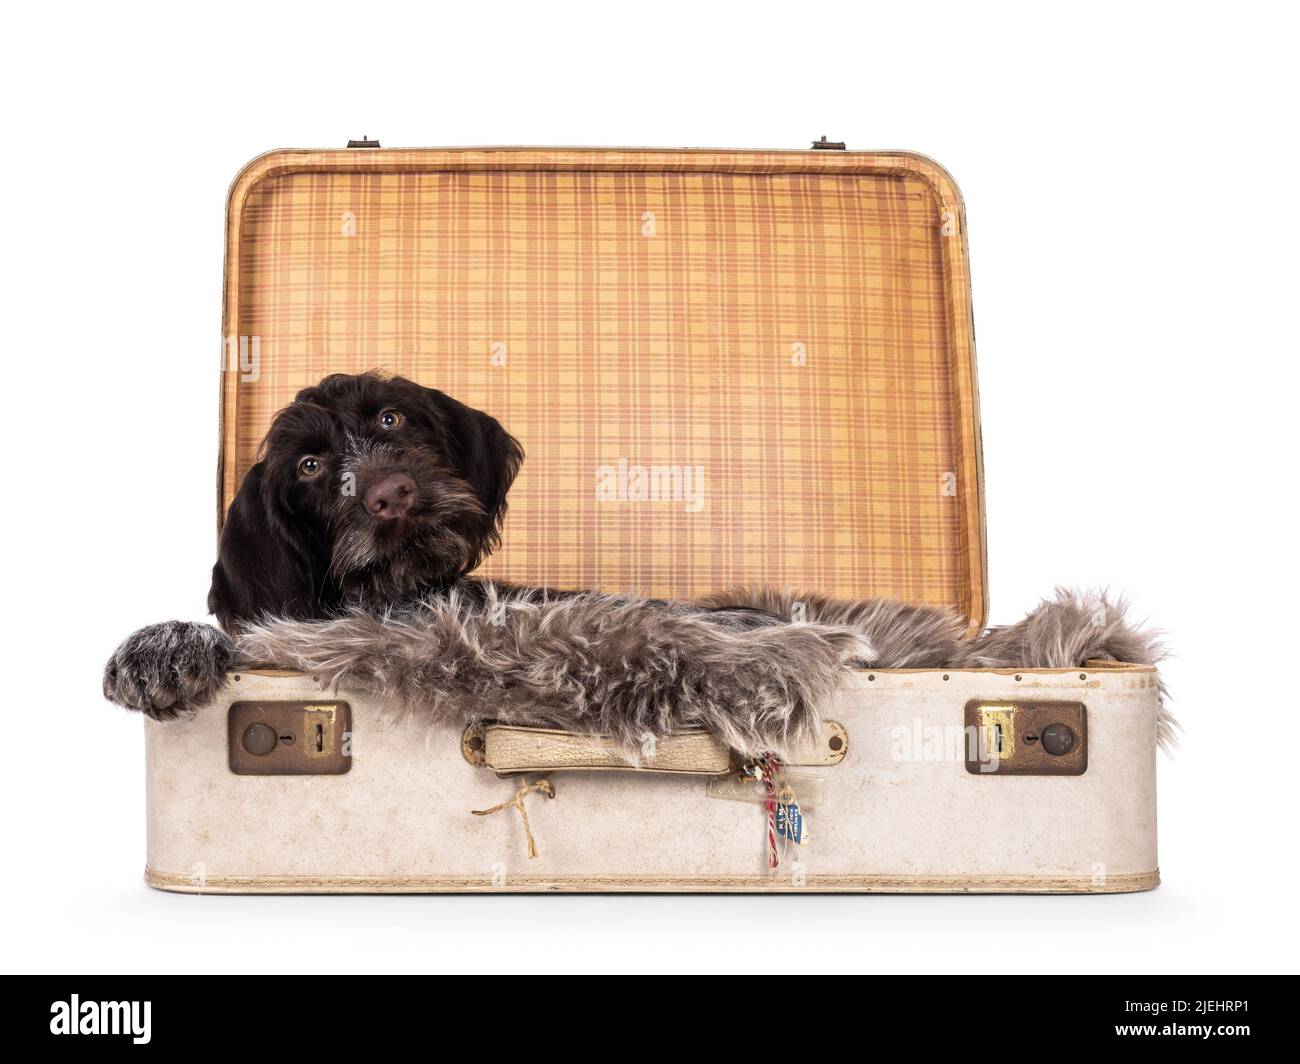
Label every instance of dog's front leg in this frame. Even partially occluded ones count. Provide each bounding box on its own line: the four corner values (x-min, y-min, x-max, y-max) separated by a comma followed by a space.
102, 621, 238, 719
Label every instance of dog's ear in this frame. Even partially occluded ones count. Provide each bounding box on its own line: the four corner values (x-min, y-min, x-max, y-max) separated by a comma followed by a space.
421, 388, 524, 556
207, 460, 336, 632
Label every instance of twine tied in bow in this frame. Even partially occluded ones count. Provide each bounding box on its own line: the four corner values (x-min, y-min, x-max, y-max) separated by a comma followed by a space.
471, 776, 556, 859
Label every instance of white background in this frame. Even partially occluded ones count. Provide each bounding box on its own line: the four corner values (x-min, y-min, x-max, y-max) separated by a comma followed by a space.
2, 1, 1295, 974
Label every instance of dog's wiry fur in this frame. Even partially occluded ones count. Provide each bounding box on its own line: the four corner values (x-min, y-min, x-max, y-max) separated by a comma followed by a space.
202, 372, 523, 629
102, 620, 237, 720
102, 371, 1173, 757
328, 436, 489, 604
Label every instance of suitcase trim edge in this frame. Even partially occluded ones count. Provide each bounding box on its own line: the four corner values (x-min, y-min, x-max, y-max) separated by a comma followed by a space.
144, 867, 1160, 895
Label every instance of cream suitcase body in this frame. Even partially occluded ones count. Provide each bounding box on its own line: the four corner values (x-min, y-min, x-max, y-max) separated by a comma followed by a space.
144, 145, 1159, 894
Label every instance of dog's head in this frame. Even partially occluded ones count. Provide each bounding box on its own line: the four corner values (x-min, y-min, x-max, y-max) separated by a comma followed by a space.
208, 372, 522, 629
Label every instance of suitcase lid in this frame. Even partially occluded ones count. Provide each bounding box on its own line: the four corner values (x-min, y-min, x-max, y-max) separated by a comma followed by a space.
220, 146, 985, 634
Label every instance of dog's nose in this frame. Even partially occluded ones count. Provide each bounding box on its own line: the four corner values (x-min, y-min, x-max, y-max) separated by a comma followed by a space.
364, 472, 416, 519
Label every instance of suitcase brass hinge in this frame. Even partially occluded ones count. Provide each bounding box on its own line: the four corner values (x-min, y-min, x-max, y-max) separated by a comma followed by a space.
811, 135, 846, 150
347, 135, 381, 148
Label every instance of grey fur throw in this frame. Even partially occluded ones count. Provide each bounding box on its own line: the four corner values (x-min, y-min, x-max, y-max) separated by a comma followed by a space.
101, 376, 1173, 760
227, 585, 1172, 760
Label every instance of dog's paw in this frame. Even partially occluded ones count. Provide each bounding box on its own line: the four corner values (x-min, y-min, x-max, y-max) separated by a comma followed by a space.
102, 621, 236, 720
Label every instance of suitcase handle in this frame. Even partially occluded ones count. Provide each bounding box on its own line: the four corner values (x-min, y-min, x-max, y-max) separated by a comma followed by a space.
461, 721, 848, 775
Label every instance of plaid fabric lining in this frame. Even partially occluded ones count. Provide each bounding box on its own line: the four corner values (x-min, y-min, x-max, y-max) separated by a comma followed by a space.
220, 149, 984, 630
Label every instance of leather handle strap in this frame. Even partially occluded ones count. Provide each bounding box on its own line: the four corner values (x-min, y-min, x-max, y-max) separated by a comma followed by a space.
462, 721, 848, 775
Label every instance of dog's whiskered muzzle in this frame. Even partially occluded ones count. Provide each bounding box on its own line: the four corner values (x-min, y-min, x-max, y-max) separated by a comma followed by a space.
327, 446, 490, 600
364, 471, 416, 520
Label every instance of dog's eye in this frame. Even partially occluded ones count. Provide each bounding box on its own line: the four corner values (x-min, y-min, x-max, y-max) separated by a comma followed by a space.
378, 409, 403, 430
298, 456, 323, 478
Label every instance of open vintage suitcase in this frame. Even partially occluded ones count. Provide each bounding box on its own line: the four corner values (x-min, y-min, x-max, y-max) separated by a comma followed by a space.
144, 143, 1160, 893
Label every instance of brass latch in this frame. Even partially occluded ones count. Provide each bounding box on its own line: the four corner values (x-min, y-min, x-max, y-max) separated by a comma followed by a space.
228, 701, 352, 775
964, 700, 1087, 776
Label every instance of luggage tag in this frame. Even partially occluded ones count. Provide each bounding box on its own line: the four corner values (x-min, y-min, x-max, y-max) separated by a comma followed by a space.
773, 783, 810, 847
709, 764, 821, 870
